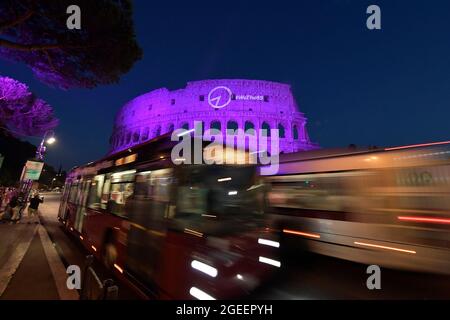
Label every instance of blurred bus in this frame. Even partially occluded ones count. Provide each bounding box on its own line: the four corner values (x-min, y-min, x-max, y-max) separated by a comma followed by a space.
263, 141, 450, 275
58, 133, 279, 299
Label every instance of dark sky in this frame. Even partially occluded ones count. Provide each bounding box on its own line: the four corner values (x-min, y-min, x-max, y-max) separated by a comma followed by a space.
1, 0, 450, 170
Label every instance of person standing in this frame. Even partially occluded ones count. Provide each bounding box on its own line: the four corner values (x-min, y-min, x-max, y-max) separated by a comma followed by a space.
9, 194, 20, 223
28, 193, 43, 224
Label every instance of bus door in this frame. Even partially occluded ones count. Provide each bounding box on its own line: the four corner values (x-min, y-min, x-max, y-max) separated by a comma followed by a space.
74, 180, 91, 233
125, 168, 174, 284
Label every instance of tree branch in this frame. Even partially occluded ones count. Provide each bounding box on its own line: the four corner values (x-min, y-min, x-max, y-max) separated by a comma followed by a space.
44, 50, 56, 71
0, 8, 34, 34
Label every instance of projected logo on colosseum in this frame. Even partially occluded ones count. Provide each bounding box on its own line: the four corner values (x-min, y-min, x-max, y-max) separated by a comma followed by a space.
208, 86, 232, 109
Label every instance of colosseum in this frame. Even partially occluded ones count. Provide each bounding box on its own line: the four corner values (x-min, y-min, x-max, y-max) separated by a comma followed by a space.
109, 79, 319, 154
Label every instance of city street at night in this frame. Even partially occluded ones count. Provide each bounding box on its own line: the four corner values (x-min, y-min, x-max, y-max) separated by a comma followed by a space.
1, 193, 449, 300
0, 0, 449, 313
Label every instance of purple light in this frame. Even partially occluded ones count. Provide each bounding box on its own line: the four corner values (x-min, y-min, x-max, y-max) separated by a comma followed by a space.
108, 79, 319, 154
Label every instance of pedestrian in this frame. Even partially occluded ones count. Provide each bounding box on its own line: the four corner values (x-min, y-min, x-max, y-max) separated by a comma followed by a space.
28, 193, 43, 224
8, 194, 20, 223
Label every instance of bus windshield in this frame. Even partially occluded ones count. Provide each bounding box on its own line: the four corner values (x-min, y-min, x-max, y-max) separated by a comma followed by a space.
176, 165, 265, 219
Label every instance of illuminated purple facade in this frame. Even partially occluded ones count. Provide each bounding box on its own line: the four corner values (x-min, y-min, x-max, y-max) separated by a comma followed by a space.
109, 79, 319, 154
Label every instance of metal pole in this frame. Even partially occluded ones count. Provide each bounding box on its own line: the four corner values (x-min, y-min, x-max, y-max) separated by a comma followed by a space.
24, 130, 52, 204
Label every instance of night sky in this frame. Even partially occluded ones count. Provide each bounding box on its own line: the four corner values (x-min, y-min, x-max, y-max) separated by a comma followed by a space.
1, 0, 449, 170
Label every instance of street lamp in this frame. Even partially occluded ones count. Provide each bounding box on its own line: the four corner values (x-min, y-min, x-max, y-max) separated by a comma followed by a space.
20, 130, 57, 199
36, 130, 56, 161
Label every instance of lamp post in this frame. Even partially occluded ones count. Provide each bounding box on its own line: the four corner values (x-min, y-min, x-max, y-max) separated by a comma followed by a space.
21, 130, 57, 201
36, 130, 56, 161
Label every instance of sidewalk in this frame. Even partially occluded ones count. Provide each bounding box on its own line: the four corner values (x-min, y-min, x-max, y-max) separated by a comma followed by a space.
0, 217, 79, 300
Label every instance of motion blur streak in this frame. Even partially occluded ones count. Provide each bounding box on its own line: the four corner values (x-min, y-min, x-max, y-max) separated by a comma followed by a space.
258, 238, 280, 248
385, 140, 450, 151
191, 260, 218, 277
189, 287, 216, 300
184, 228, 203, 237
398, 216, 450, 225
283, 229, 321, 239
259, 256, 281, 267
354, 242, 416, 254
91, 245, 97, 252
114, 264, 124, 274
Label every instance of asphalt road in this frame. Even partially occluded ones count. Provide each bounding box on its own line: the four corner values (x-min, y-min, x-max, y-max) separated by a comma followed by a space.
39, 193, 450, 300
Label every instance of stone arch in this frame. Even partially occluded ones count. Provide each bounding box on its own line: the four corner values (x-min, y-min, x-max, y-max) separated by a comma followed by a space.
180, 122, 189, 130
210, 120, 221, 131
261, 121, 271, 137
154, 125, 161, 137
244, 120, 255, 134
166, 123, 174, 133
133, 130, 140, 143
293, 124, 299, 140
141, 127, 149, 141
227, 120, 239, 134
278, 123, 286, 138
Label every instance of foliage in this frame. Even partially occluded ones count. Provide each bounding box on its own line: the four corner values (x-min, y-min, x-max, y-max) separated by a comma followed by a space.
0, 0, 142, 89
0, 75, 59, 136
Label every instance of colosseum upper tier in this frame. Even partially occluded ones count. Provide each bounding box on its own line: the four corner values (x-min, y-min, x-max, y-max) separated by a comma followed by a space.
109, 79, 319, 154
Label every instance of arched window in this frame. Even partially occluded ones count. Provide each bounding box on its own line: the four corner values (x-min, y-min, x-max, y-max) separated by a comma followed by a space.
181, 122, 189, 130
245, 121, 255, 134
154, 125, 161, 137
141, 127, 149, 141
133, 131, 140, 143
278, 124, 285, 138
262, 122, 271, 137
293, 125, 299, 140
227, 120, 238, 134
210, 121, 221, 131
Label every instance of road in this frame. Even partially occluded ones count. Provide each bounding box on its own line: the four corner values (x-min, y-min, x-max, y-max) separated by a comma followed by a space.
33, 193, 450, 299
37, 192, 139, 299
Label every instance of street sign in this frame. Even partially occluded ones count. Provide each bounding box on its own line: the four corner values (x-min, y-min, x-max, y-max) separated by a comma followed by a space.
23, 160, 45, 180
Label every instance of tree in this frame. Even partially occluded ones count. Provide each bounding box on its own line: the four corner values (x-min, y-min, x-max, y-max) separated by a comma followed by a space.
0, 75, 59, 136
0, 0, 142, 89
0, 133, 36, 186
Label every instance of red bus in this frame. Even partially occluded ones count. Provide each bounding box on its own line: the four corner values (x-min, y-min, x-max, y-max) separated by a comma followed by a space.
58, 134, 280, 299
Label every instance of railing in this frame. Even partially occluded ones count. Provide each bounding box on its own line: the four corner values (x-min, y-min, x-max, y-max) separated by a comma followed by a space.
80, 255, 118, 300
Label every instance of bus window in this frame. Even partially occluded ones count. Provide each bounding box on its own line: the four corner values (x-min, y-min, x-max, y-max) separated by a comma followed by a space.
134, 169, 173, 202
176, 186, 208, 217
87, 175, 105, 210
108, 170, 135, 216
132, 169, 175, 220
101, 174, 111, 207
69, 183, 79, 203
